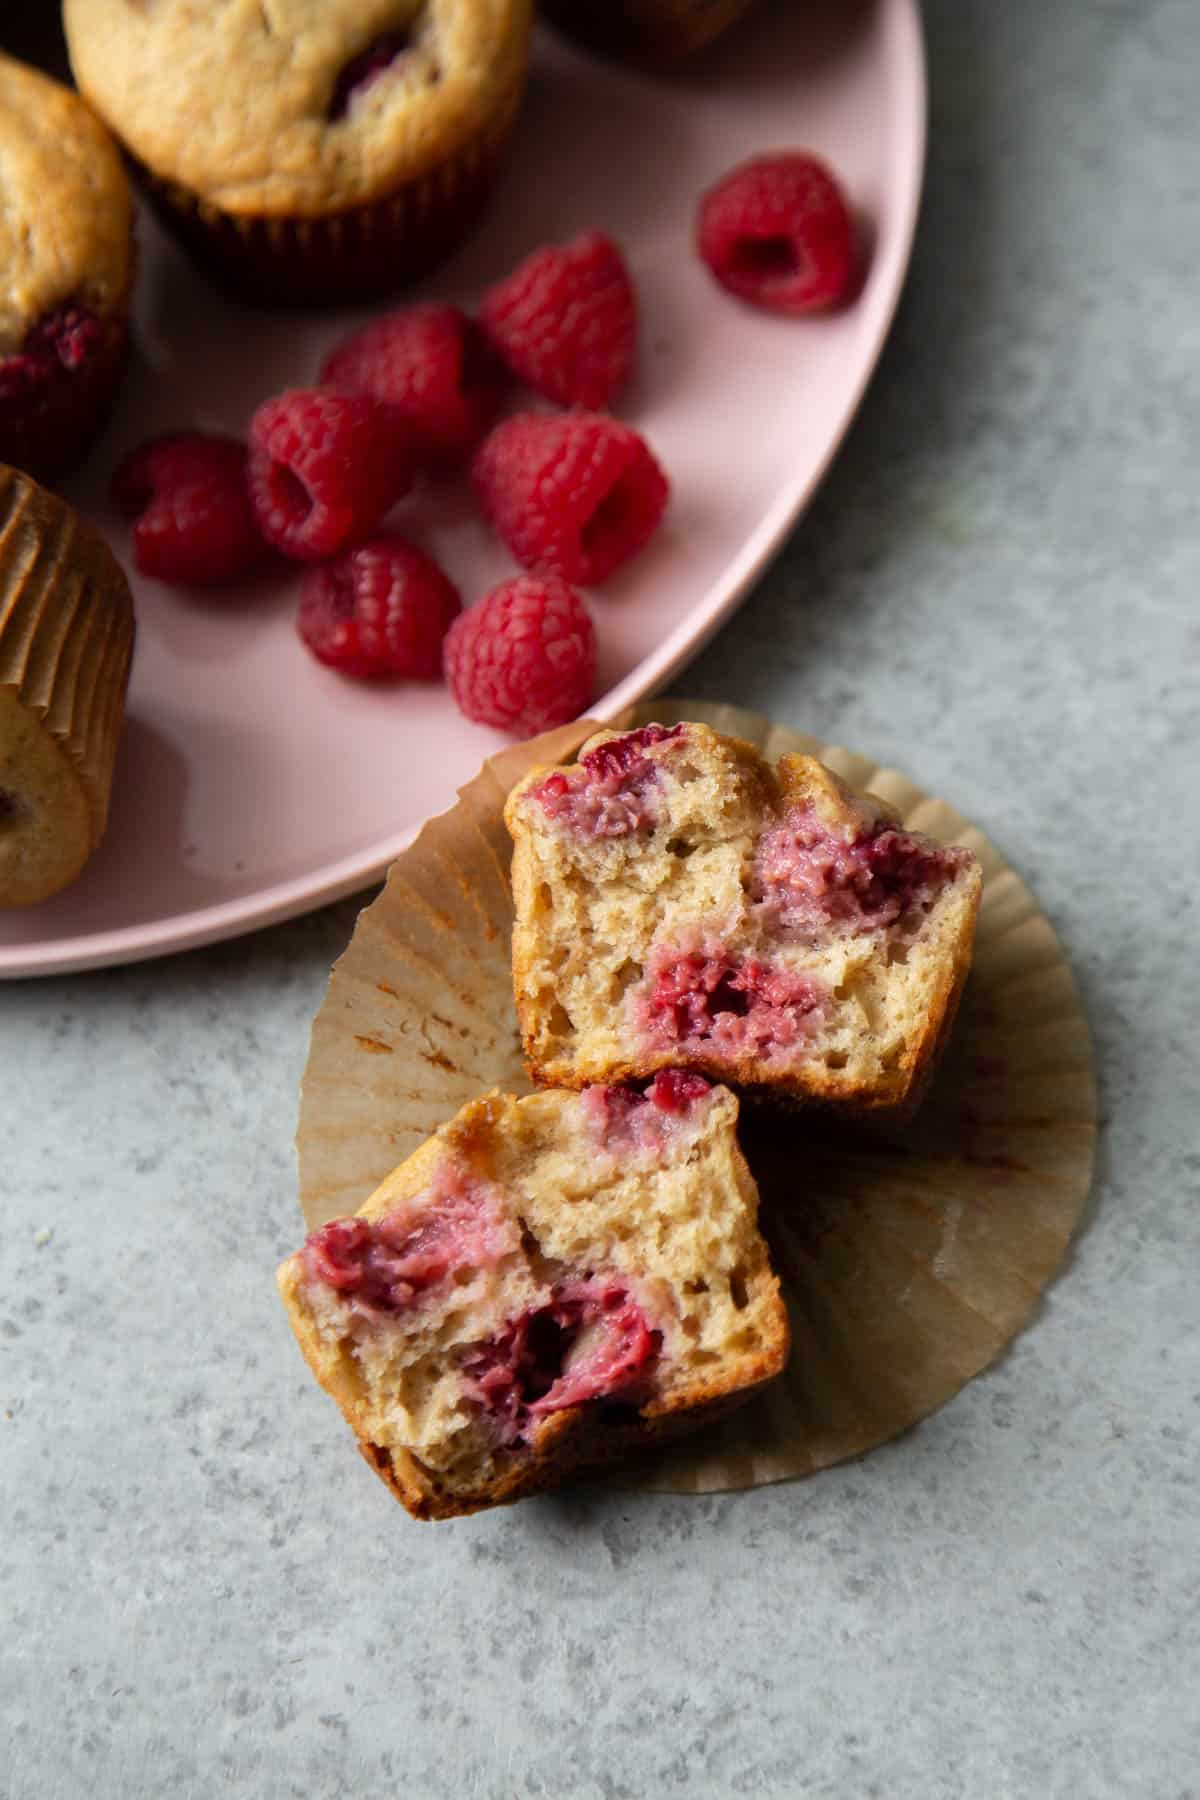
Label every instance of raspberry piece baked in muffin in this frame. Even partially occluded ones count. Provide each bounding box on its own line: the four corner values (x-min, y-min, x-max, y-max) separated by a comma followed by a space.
278, 1081, 787, 1518
64, 0, 532, 307
505, 723, 983, 1115
0, 53, 134, 483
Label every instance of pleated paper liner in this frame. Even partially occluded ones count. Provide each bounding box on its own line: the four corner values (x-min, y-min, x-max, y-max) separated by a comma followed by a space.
295, 701, 1097, 1495
0, 468, 135, 904
133, 74, 526, 309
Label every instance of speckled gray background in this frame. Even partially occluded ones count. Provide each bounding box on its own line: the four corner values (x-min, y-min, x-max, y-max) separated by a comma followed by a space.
4, 2, 1199, 1795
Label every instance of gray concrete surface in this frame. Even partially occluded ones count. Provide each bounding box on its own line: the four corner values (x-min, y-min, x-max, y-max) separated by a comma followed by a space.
4, 1, 1198, 1794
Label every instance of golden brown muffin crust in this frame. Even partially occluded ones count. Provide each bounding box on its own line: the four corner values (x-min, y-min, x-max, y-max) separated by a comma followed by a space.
64, 0, 532, 216
0, 54, 133, 354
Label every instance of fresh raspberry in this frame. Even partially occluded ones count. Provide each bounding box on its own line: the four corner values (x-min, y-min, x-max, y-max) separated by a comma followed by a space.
296, 533, 460, 680
479, 231, 638, 410
471, 412, 669, 585
696, 152, 858, 315
247, 387, 414, 562
320, 305, 503, 467
111, 432, 267, 587
444, 576, 596, 736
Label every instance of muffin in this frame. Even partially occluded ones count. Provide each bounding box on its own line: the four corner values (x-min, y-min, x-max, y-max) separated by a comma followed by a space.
64, 0, 533, 308
0, 465, 135, 907
541, 0, 761, 65
504, 722, 983, 1116
279, 1079, 787, 1519
0, 53, 134, 484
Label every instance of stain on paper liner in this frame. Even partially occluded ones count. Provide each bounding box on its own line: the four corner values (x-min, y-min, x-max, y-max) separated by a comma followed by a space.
295, 701, 1097, 1495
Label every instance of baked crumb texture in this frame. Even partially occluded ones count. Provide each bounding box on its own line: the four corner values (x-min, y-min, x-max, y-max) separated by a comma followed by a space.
505, 723, 983, 1115
278, 1082, 787, 1519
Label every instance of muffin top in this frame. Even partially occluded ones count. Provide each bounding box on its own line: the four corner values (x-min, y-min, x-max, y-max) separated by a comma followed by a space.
0, 55, 133, 355
64, 0, 532, 218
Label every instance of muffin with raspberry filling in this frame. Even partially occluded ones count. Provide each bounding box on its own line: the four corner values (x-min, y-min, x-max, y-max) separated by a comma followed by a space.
64, 0, 532, 307
505, 722, 983, 1117
0, 54, 134, 484
279, 1082, 787, 1518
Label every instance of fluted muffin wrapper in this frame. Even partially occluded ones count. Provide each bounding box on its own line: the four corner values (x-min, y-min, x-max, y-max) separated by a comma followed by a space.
0, 465, 135, 851
541, 0, 763, 65
134, 75, 526, 309
295, 700, 1097, 1496
0, 290, 131, 488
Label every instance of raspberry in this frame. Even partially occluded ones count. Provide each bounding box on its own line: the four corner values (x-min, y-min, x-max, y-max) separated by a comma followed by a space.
296, 533, 460, 680
579, 721, 683, 781
328, 29, 413, 120
644, 1069, 711, 1114
320, 305, 503, 466
472, 412, 669, 585
696, 152, 858, 315
111, 432, 267, 587
444, 576, 596, 736
479, 231, 637, 410
247, 387, 414, 562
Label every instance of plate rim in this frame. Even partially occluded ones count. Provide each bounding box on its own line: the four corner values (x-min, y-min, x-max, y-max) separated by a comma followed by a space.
1, 0, 927, 979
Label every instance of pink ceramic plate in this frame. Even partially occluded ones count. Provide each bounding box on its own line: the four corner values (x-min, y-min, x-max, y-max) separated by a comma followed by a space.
2, 0, 924, 977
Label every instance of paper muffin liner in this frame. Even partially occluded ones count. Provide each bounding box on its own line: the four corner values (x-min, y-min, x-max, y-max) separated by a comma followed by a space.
295, 701, 1097, 1495
0, 466, 135, 871
136, 76, 526, 310
0, 300, 130, 488
541, 0, 763, 65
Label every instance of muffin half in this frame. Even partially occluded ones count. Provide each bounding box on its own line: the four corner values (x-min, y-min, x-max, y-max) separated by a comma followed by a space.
505, 723, 982, 1116
279, 1080, 787, 1518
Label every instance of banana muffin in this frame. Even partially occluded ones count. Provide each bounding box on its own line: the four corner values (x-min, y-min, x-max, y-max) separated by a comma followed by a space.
64, 0, 533, 306
505, 722, 983, 1116
279, 1079, 787, 1518
0, 53, 134, 483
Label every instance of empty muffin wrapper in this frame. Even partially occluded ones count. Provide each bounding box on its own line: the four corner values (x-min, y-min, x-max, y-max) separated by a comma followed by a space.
295, 700, 1097, 1495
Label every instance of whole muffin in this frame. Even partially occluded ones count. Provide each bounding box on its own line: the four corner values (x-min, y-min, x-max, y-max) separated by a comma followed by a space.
0, 465, 135, 907
541, 0, 761, 64
64, 0, 533, 308
0, 53, 134, 484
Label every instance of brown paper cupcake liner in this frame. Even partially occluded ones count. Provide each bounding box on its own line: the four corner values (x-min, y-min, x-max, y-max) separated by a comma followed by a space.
541, 0, 763, 65
0, 466, 135, 887
295, 702, 1096, 1495
0, 301, 130, 488
137, 76, 526, 310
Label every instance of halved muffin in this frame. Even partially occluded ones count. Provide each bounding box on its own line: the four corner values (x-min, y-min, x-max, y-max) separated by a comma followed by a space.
505, 722, 982, 1116
279, 1078, 787, 1518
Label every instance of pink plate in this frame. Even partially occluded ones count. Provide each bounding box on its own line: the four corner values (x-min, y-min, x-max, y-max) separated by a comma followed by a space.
1, 0, 924, 977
